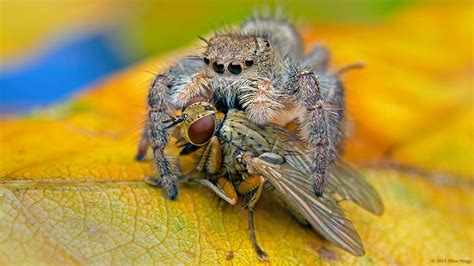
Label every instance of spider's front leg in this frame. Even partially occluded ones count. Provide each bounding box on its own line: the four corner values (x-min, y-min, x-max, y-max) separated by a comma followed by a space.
136, 125, 150, 161
287, 70, 341, 197
137, 56, 210, 199
136, 56, 209, 161
143, 74, 182, 199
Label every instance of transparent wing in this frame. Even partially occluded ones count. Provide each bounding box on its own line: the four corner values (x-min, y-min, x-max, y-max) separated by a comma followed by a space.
269, 126, 384, 215
224, 111, 383, 216
327, 161, 384, 215
246, 156, 366, 256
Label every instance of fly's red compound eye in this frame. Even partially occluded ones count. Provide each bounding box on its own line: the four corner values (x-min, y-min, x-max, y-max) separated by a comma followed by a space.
187, 115, 215, 145
182, 96, 216, 146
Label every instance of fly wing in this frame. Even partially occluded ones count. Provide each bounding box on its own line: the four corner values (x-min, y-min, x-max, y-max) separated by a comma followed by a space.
327, 161, 384, 215
246, 156, 366, 256
267, 126, 384, 215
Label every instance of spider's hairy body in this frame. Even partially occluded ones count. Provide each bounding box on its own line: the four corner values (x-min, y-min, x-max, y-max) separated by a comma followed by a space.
138, 15, 345, 199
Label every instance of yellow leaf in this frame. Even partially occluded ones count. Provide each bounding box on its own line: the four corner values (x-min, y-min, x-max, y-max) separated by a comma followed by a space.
1, 3, 472, 265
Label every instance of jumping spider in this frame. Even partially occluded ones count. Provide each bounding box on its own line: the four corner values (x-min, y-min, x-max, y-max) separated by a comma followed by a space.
137, 15, 346, 200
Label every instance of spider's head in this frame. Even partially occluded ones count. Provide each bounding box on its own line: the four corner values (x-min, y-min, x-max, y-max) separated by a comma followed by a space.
202, 34, 282, 124
202, 34, 278, 79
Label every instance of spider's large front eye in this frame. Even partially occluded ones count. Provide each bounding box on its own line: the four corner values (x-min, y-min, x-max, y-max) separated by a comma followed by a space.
245, 59, 254, 67
213, 62, 225, 74
203, 57, 210, 65
228, 62, 242, 75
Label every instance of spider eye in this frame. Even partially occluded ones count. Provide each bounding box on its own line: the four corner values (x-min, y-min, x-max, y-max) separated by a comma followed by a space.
203, 57, 210, 65
213, 62, 225, 74
228, 62, 242, 75
245, 59, 254, 67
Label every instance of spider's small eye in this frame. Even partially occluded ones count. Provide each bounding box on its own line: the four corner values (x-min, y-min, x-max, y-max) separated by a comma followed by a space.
244, 59, 254, 67
203, 57, 210, 65
265, 40, 270, 48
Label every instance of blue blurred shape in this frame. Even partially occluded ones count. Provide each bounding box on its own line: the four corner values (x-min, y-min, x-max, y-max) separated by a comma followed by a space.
0, 30, 130, 114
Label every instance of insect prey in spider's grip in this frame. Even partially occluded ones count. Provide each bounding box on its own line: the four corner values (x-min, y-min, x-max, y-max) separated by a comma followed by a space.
182, 104, 384, 260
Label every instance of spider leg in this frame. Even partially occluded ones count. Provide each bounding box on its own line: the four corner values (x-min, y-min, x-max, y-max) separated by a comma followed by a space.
146, 74, 181, 200
136, 56, 208, 161
304, 44, 330, 72
289, 70, 343, 197
139, 56, 209, 199
237, 174, 264, 195
239, 77, 282, 126
173, 72, 210, 107
136, 124, 150, 161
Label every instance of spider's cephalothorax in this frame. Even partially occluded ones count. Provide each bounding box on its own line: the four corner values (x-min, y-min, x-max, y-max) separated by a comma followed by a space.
201, 33, 286, 124
137, 16, 345, 199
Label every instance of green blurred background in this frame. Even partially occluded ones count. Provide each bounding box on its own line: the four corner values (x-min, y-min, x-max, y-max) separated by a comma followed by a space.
0, 0, 413, 113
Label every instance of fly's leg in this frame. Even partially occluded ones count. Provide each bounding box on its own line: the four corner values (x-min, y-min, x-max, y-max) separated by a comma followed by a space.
207, 137, 238, 204
237, 175, 264, 194
193, 138, 215, 173
146, 74, 180, 199
216, 177, 238, 205
192, 136, 222, 177
249, 209, 269, 261
237, 174, 265, 210
239, 151, 284, 209
248, 179, 265, 210
190, 136, 238, 205
191, 178, 237, 205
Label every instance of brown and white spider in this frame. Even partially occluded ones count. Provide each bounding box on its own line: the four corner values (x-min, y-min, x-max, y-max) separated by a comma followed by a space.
136, 15, 347, 200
